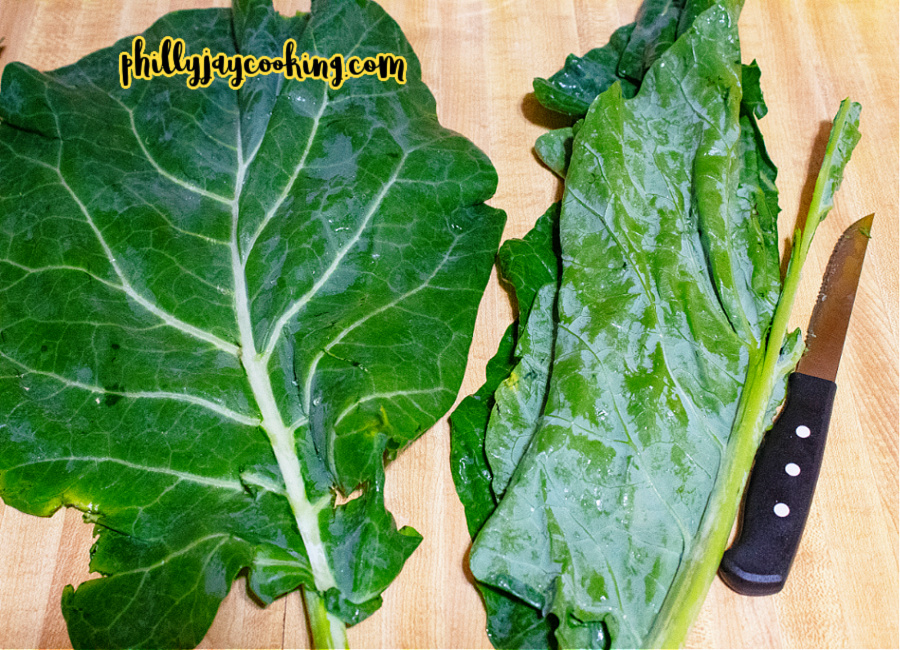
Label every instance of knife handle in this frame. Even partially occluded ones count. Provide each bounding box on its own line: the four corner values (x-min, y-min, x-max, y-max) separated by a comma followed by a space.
719, 372, 837, 596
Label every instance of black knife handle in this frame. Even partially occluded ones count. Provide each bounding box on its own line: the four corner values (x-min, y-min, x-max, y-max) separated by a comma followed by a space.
719, 372, 837, 596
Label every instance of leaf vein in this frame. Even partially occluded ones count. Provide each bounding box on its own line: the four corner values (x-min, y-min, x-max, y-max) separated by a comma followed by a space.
1, 350, 259, 426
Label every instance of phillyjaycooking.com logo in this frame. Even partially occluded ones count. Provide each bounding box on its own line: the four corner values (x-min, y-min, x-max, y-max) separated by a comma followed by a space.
118, 36, 407, 90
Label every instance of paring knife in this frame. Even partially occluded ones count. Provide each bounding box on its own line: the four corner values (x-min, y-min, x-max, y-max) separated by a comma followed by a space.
718, 214, 874, 597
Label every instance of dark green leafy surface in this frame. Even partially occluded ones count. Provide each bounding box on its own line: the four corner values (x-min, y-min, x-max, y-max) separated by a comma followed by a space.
449, 324, 517, 539
484, 207, 559, 499
532, 0, 725, 119
0, 0, 504, 647
471, 6, 780, 645
448, 0, 852, 647
533, 24, 637, 118
617, 0, 688, 82
535, 126, 575, 179
449, 204, 560, 648
449, 204, 559, 539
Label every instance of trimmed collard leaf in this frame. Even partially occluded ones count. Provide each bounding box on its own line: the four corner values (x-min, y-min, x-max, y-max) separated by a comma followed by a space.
450, 0, 859, 647
470, 7, 775, 646
533, 24, 638, 117
449, 204, 559, 648
532, 0, 722, 118
0, 0, 504, 647
450, 203, 559, 539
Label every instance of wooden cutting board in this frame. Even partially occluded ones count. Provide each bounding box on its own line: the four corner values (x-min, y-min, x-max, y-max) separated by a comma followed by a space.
0, 1, 896, 648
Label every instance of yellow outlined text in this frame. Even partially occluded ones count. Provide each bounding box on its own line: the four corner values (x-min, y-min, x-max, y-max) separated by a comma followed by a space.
118, 36, 407, 90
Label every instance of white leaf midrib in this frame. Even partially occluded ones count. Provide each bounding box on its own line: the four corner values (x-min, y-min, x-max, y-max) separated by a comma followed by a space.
229, 122, 337, 593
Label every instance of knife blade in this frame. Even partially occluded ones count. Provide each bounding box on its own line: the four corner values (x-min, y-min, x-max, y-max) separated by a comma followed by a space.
718, 214, 874, 597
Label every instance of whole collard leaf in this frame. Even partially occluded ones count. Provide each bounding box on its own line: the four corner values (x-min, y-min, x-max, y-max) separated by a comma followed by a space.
0, 0, 504, 647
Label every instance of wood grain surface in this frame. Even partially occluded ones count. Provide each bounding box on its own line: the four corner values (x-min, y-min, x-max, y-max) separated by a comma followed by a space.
0, 1, 896, 648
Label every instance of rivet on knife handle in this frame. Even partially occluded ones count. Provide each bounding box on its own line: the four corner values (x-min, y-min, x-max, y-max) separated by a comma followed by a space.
718, 372, 836, 596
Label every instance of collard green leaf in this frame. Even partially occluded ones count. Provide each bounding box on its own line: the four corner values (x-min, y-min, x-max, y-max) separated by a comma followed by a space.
448, 324, 517, 538
0, 0, 504, 647
449, 204, 560, 649
464, 2, 813, 647
535, 127, 574, 179
449, 203, 559, 538
533, 24, 637, 117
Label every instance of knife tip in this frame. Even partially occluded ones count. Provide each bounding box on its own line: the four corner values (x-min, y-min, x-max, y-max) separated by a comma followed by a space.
852, 213, 875, 238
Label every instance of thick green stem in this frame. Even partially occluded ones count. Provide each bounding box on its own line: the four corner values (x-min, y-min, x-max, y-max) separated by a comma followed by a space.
646, 99, 859, 649
645, 348, 769, 648
303, 587, 349, 650
647, 279, 803, 647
